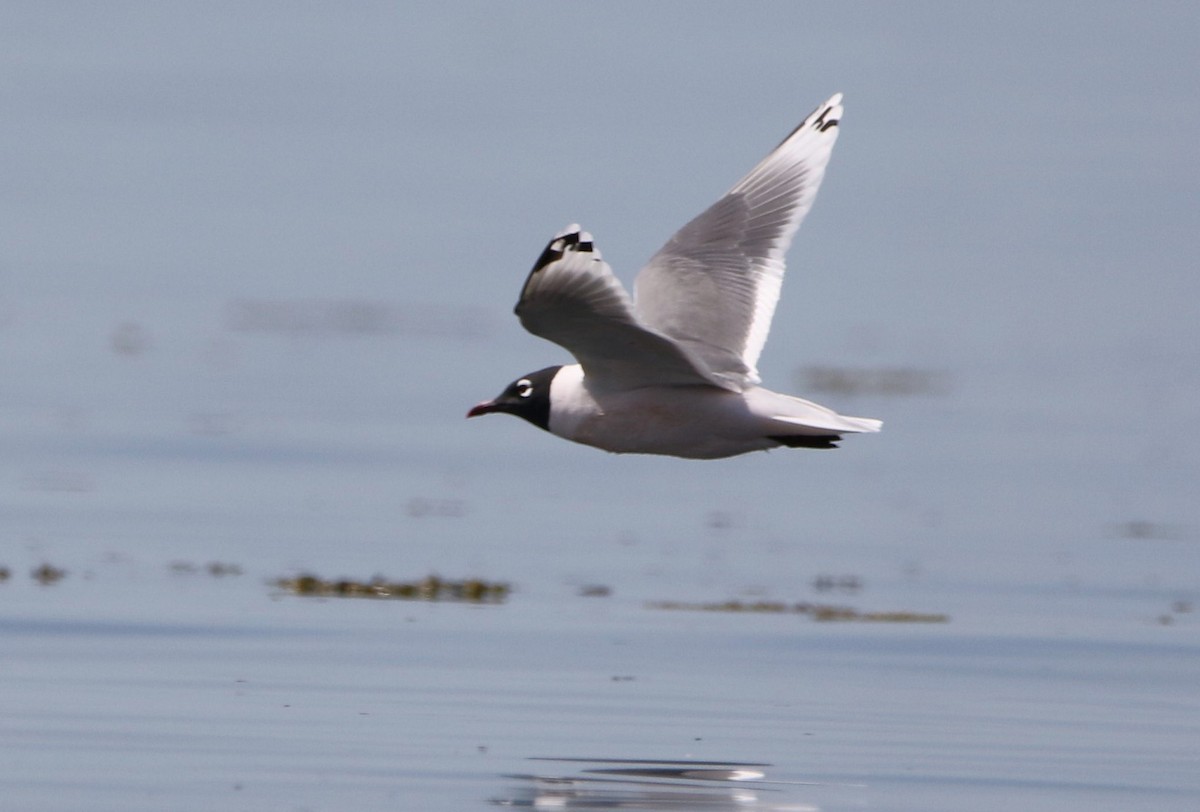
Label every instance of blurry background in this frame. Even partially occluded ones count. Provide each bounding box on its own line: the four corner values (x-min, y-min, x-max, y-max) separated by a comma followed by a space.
3, 1, 1198, 610
4, 5, 1200, 810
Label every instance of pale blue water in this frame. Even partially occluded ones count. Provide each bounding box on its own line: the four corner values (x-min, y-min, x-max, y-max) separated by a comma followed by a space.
3, 3, 1199, 810
4, 568, 1197, 811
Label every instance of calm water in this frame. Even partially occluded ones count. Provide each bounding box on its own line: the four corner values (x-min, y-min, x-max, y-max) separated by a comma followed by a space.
4, 191, 1195, 812
4, 277, 1199, 812
5, 330, 1199, 810
5, 4, 1200, 810
3, 557, 1197, 811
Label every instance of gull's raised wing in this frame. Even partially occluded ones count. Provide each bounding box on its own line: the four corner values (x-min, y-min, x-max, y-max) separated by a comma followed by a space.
515, 225, 734, 392
634, 93, 844, 391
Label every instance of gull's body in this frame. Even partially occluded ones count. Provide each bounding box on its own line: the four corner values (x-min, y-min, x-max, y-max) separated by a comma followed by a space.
469, 93, 880, 459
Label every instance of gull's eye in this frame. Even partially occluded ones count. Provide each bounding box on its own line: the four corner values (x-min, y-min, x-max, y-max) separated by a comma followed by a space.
515, 379, 533, 398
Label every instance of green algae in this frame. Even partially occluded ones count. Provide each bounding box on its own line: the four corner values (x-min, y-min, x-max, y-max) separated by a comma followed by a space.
273, 573, 510, 603
31, 563, 67, 586
647, 599, 948, 623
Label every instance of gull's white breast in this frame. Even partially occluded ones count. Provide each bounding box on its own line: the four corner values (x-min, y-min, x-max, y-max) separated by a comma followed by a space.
547, 364, 782, 459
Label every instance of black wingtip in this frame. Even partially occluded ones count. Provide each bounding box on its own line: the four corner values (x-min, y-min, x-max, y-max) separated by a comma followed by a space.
771, 96, 842, 150
812, 102, 840, 133
529, 226, 596, 275
530, 241, 564, 275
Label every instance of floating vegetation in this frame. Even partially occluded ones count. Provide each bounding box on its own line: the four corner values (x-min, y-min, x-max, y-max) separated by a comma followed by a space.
272, 573, 510, 603
169, 561, 243, 577
404, 497, 467, 518
110, 321, 150, 356
704, 509, 739, 530
795, 365, 952, 397
577, 584, 612, 597
0, 566, 10, 582
1157, 599, 1195, 626
647, 599, 948, 623
1110, 519, 1185, 541
812, 573, 863, 593
225, 298, 495, 340
31, 563, 68, 586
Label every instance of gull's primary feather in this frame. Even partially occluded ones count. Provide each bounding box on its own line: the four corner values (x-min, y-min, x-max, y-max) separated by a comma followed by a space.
515, 225, 726, 391
633, 93, 844, 390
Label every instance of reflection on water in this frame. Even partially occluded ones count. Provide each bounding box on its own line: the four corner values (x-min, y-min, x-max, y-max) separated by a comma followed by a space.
493, 758, 834, 810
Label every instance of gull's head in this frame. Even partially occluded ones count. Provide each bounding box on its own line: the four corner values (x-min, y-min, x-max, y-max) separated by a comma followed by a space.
467, 365, 560, 431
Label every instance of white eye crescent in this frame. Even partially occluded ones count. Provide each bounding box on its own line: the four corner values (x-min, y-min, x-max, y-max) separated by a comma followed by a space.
516, 379, 533, 398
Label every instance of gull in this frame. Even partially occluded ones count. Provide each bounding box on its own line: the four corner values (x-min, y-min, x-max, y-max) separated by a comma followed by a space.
468, 93, 880, 459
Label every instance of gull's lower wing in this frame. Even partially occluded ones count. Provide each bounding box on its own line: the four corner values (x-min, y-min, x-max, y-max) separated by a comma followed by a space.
634, 93, 844, 389
515, 225, 735, 392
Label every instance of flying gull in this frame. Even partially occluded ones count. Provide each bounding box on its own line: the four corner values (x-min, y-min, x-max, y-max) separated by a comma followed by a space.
468, 93, 880, 459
